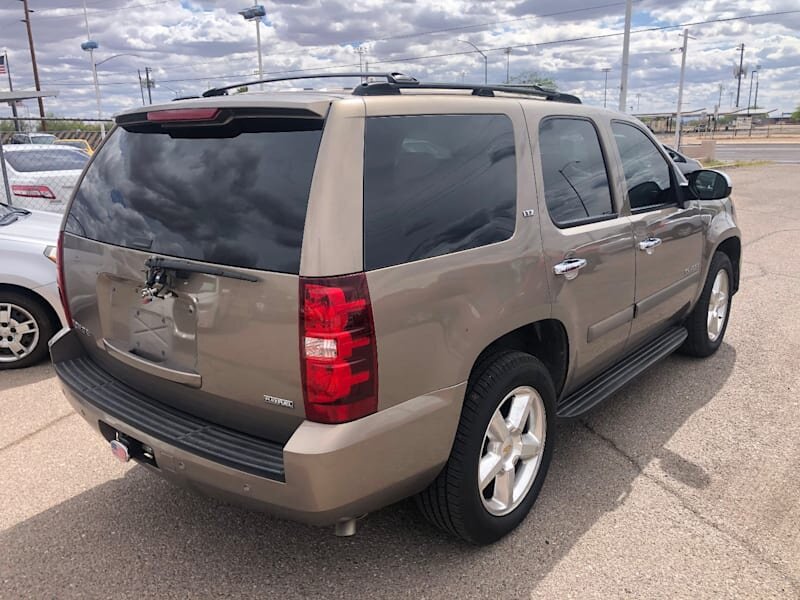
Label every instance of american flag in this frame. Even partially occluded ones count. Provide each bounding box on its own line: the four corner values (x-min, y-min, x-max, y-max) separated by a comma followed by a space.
0, 55, 6, 75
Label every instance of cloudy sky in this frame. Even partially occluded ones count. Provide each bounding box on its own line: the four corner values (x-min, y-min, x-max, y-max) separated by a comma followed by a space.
1, 0, 798, 121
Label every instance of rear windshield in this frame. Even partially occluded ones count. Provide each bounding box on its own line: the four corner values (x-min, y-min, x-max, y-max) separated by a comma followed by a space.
6, 149, 89, 172
65, 117, 323, 274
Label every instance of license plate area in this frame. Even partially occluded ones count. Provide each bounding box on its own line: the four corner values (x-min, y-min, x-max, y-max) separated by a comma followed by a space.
99, 421, 159, 469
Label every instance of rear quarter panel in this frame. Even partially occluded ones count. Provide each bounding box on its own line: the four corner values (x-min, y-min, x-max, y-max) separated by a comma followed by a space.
361, 98, 551, 410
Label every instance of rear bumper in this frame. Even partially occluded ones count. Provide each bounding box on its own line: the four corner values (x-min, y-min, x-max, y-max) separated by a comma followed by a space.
50, 329, 465, 526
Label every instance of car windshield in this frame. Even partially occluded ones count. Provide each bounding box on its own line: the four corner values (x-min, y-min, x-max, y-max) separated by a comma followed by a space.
29, 135, 57, 144
5, 149, 89, 172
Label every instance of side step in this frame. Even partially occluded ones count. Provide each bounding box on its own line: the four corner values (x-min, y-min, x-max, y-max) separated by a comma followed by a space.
556, 326, 688, 419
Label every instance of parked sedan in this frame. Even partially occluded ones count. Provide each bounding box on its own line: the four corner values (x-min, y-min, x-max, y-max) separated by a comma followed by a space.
0, 202, 66, 368
663, 145, 703, 175
0, 145, 89, 212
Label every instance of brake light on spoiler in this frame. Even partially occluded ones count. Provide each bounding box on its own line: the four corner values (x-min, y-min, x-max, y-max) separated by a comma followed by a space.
299, 273, 378, 424
146, 108, 220, 122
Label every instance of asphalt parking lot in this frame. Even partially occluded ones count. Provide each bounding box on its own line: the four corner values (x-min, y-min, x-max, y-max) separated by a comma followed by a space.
1, 164, 799, 599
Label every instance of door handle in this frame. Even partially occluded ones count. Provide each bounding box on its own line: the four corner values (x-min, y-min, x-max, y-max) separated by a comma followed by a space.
553, 258, 588, 280
638, 237, 662, 255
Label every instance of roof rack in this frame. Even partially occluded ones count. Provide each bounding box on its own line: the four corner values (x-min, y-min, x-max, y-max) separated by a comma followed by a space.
201, 72, 580, 104
202, 72, 417, 97
353, 80, 580, 103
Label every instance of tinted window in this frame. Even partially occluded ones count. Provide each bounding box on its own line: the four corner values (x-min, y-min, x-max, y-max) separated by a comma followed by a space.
538, 118, 614, 226
612, 122, 675, 210
66, 119, 323, 274
6, 149, 89, 172
363, 114, 516, 270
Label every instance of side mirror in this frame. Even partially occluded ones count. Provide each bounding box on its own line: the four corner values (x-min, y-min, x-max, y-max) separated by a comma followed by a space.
687, 169, 732, 201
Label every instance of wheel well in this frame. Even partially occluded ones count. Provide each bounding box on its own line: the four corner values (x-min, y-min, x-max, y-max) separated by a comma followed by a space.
716, 237, 741, 294
0, 283, 62, 335
469, 320, 569, 396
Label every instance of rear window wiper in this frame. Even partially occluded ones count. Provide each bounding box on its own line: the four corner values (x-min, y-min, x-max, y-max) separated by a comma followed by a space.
144, 256, 260, 282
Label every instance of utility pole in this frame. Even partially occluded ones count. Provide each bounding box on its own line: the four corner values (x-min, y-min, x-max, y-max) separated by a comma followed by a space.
20, 0, 46, 129
618, 0, 633, 112
734, 43, 745, 107
144, 66, 153, 104
4, 51, 20, 131
674, 29, 689, 150
137, 69, 146, 105
636, 93, 640, 111
753, 70, 760, 112
602, 68, 611, 108
505, 47, 511, 83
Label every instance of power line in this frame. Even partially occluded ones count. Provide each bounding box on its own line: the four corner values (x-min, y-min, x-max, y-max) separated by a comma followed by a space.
15, 9, 800, 90
29, 0, 176, 19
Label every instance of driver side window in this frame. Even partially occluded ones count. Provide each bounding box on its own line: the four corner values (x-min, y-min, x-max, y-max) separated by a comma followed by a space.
612, 122, 676, 211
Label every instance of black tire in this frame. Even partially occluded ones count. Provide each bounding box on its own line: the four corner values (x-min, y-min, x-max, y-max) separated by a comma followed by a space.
680, 252, 733, 358
415, 351, 556, 545
0, 290, 54, 370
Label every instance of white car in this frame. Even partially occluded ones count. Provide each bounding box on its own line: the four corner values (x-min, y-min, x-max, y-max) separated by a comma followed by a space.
0, 144, 90, 213
0, 202, 66, 368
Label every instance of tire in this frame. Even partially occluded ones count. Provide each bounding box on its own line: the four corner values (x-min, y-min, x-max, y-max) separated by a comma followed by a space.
416, 351, 556, 545
0, 291, 54, 370
680, 252, 733, 358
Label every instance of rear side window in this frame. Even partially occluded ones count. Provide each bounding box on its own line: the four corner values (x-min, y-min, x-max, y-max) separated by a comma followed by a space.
363, 114, 516, 270
65, 118, 323, 274
538, 118, 614, 226
6, 149, 89, 172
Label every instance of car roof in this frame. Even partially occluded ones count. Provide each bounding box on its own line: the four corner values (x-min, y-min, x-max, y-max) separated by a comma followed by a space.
2, 143, 86, 152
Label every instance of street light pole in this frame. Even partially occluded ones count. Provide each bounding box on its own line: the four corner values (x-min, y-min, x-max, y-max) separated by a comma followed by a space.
602, 67, 611, 108
674, 28, 689, 150
459, 40, 488, 84
239, 5, 266, 90
81, 0, 105, 139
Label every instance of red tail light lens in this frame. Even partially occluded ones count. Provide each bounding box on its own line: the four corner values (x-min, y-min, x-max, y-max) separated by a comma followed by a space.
299, 273, 378, 424
147, 108, 220, 122
12, 184, 56, 200
56, 231, 73, 328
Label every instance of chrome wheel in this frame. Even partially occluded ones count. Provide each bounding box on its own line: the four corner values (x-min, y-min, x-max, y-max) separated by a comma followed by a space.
478, 385, 546, 516
0, 303, 40, 363
706, 269, 729, 342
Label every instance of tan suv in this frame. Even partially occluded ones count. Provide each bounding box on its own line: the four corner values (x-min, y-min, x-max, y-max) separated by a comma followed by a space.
50, 73, 741, 544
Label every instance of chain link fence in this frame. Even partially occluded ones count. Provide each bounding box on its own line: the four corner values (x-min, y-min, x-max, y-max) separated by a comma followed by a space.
0, 117, 112, 213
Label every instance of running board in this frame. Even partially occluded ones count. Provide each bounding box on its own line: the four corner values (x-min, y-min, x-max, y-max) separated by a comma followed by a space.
557, 327, 688, 419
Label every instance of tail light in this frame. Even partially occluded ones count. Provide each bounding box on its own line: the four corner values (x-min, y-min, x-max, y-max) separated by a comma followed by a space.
299, 273, 378, 424
56, 231, 73, 328
12, 184, 56, 200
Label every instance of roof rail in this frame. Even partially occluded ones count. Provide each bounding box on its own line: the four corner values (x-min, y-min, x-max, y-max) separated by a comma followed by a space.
200, 71, 580, 104
202, 72, 418, 97
352, 80, 581, 104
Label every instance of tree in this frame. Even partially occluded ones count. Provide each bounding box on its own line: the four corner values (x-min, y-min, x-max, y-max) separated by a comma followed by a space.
36, 112, 102, 133
792, 105, 800, 123
508, 71, 557, 90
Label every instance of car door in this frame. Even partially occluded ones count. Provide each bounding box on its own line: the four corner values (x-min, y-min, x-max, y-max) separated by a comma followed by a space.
532, 115, 636, 393
609, 121, 705, 348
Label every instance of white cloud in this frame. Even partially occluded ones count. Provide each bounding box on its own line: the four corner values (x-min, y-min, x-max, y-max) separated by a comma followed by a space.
0, 0, 797, 119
